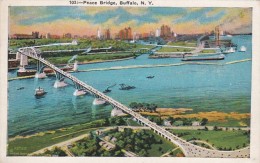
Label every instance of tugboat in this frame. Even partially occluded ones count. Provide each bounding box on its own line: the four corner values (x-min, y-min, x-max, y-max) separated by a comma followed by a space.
103, 88, 111, 93
34, 87, 47, 97
103, 84, 116, 93
146, 76, 155, 79
119, 84, 136, 90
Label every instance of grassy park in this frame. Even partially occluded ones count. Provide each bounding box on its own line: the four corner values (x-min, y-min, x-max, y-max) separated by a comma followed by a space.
170, 129, 250, 150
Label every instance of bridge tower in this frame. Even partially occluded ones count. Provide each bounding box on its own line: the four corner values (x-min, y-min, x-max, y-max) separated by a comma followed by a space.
53, 72, 68, 88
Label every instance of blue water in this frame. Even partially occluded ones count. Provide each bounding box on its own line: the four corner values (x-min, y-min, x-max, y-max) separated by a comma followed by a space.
8, 35, 252, 136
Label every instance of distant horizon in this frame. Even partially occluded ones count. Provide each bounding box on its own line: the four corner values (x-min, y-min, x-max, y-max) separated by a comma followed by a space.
10, 7, 252, 36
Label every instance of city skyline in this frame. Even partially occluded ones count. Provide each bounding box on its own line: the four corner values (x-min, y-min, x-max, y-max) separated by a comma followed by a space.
10, 7, 252, 36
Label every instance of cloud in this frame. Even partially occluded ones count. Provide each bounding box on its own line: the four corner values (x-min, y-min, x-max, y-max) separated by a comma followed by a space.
9, 7, 252, 35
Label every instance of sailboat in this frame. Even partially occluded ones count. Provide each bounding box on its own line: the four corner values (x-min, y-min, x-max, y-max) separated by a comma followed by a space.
239, 46, 247, 52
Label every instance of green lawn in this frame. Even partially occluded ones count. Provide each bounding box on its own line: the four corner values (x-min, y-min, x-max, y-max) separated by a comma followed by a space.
200, 49, 216, 53
9, 39, 136, 51
157, 47, 194, 52
130, 44, 156, 51
167, 41, 197, 47
126, 118, 142, 126
170, 129, 249, 150
146, 130, 177, 157
8, 119, 108, 156
46, 52, 135, 64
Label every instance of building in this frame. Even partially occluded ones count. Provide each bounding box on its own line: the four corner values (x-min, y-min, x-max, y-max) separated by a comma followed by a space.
155, 28, 161, 37
118, 27, 132, 40
104, 29, 111, 40
63, 33, 72, 39
45, 33, 51, 39
97, 28, 102, 39
12, 31, 40, 39
160, 25, 172, 39
142, 33, 149, 39
50, 35, 61, 39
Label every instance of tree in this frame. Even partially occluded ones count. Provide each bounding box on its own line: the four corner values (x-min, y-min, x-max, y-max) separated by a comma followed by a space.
200, 118, 208, 126
129, 102, 138, 109
168, 117, 175, 123
117, 140, 125, 148
158, 147, 162, 151
138, 149, 148, 157
213, 126, 218, 131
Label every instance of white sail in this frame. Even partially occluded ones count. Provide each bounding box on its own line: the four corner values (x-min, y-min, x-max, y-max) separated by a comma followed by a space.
239, 46, 247, 52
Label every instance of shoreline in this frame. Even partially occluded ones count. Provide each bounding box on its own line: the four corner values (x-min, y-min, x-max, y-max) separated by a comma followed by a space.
8, 56, 136, 71
8, 109, 250, 139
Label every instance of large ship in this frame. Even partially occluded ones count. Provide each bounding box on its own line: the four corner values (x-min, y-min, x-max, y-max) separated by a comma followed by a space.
182, 54, 225, 61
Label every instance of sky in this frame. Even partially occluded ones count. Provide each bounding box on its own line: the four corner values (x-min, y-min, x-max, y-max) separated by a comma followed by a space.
9, 7, 252, 36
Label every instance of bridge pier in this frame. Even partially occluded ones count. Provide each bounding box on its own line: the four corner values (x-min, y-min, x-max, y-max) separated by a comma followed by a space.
73, 89, 86, 96
54, 80, 67, 88
35, 60, 47, 79
35, 72, 46, 79
54, 71, 67, 88
72, 82, 87, 96
93, 97, 106, 105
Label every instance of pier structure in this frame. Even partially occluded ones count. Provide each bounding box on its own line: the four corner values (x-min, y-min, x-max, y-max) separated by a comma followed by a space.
17, 47, 250, 158
35, 59, 47, 79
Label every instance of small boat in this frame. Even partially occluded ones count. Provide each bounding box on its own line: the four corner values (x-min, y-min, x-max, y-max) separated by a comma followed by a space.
103, 83, 116, 93
239, 46, 247, 52
34, 87, 46, 96
146, 76, 155, 79
222, 47, 235, 54
17, 87, 24, 90
119, 84, 136, 90
103, 88, 111, 93
182, 54, 225, 61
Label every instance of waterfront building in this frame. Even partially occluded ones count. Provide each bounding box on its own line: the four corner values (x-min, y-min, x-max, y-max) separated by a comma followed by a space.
155, 28, 161, 37
49, 35, 61, 39
97, 28, 102, 39
104, 28, 111, 40
12, 31, 40, 39
45, 33, 51, 39
118, 27, 132, 40
63, 33, 72, 39
160, 25, 171, 39
142, 33, 149, 39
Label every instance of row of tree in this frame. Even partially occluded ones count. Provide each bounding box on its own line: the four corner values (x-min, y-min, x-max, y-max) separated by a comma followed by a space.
129, 102, 158, 112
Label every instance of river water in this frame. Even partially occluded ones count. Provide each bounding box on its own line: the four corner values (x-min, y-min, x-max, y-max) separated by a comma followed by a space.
8, 35, 252, 136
